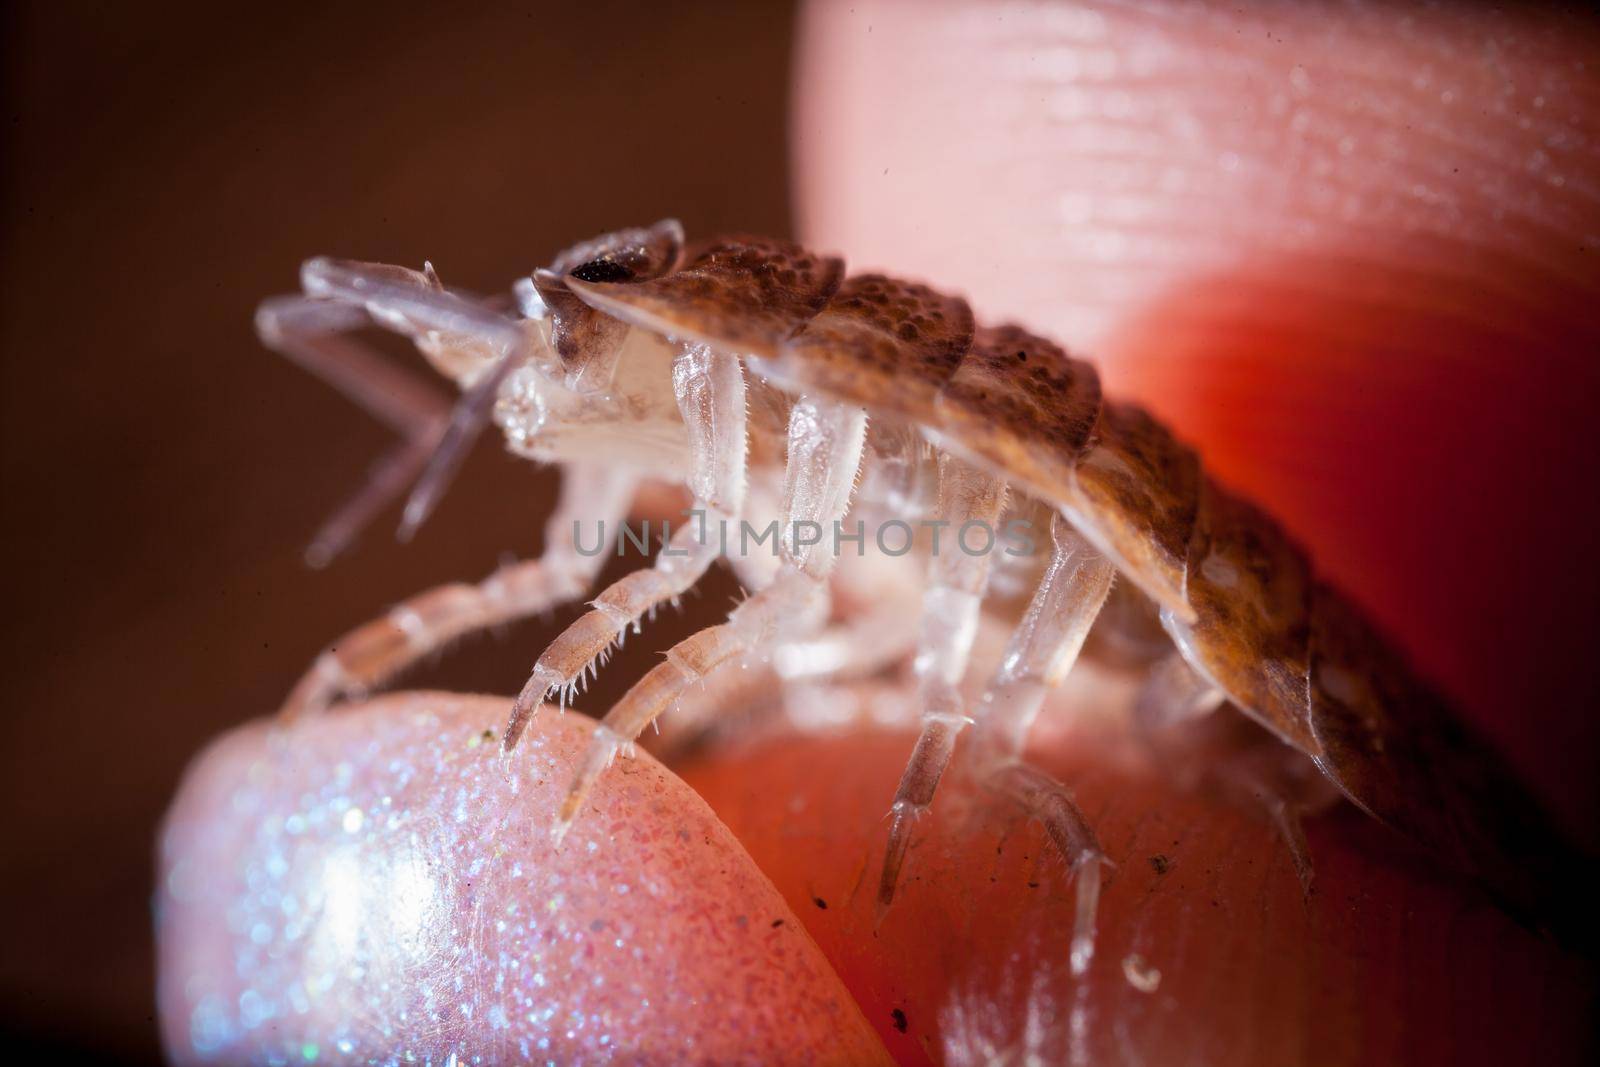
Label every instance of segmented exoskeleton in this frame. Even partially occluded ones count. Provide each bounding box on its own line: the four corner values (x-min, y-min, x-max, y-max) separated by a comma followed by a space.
257, 220, 1569, 956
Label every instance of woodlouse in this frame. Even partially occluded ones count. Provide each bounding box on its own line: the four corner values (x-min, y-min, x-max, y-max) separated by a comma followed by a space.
256, 219, 1572, 958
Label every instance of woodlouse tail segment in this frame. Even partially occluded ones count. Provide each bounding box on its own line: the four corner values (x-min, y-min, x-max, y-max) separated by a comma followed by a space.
1207, 742, 1341, 900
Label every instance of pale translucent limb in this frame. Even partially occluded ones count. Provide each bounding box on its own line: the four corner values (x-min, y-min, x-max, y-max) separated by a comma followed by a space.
551, 398, 868, 839
877, 513, 1114, 909
987, 761, 1109, 977
255, 294, 453, 566
1134, 651, 1225, 733
555, 570, 826, 837
770, 599, 920, 681
1133, 651, 1326, 895
279, 464, 635, 721
961, 521, 1114, 969
1207, 744, 1339, 898
879, 456, 1008, 906
970, 515, 1117, 762
1263, 791, 1316, 897
501, 342, 748, 751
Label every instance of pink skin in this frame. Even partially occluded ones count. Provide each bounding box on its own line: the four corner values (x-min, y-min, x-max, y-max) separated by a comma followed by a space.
159, 2, 1598, 1062
682, 717, 1596, 1067
156, 694, 891, 1065
794, 0, 1600, 840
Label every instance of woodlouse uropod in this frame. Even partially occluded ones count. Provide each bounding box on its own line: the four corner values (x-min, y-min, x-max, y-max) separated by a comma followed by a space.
256, 219, 1572, 959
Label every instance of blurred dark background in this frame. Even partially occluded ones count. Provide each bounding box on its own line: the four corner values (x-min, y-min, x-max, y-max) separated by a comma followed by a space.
0, 4, 793, 1060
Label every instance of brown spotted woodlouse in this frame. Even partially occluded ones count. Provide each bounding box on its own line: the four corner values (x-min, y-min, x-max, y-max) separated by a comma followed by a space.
256, 219, 1573, 962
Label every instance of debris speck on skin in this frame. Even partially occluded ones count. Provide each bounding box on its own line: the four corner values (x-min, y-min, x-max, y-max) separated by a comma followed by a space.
891, 1008, 907, 1033
813, 896, 828, 910
1122, 953, 1162, 993
1149, 854, 1171, 875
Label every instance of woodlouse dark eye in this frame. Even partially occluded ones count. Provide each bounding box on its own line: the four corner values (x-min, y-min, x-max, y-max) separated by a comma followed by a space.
570, 258, 634, 284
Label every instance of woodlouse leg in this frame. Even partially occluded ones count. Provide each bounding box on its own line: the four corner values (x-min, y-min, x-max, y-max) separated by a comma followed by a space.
1134, 651, 1225, 734
550, 398, 868, 840
877, 514, 1114, 910
878, 456, 1009, 908
255, 294, 453, 566
279, 464, 635, 721
500, 343, 749, 752
986, 761, 1107, 977
1206, 743, 1341, 898
901, 515, 1114, 960
968, 516, 1116, 762
770, 600, 920, 682
1132, 654, 1328, 894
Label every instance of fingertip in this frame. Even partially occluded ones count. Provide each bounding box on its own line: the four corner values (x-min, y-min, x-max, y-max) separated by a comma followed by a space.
156, 693, 890, 1065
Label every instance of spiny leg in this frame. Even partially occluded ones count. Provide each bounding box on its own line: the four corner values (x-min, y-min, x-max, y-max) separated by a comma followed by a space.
551, 397, 868, 839
879, 455, 1009, 907
953, 515, 1116, 967
987, 761, 1106, 976
501, 342, 748, 751
280, 463, 635, 721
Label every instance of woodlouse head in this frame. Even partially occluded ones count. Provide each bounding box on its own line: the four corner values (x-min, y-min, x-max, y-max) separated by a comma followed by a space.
478, 220, 694, 472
